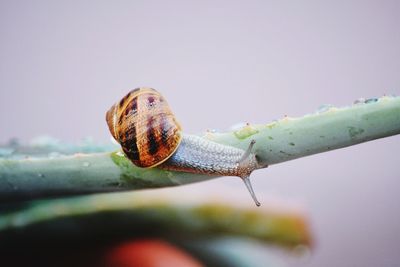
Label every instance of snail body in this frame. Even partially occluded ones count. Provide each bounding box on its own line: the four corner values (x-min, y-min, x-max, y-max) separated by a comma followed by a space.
106, 87, 263, 206
162, 134, 258, 181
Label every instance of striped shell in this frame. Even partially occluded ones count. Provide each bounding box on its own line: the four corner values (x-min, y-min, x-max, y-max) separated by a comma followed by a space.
106, 87, 182, 168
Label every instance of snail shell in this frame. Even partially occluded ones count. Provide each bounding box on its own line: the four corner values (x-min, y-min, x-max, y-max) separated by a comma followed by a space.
106, 87, 265, 206
106, 87, 182, 168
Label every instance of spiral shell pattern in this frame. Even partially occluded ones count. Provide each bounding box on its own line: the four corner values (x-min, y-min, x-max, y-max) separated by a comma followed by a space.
106, 87, 182, 168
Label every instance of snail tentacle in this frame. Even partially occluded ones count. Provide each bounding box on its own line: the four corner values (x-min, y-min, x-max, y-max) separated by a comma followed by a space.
236, 139, 261, 206
242, 176, 261, 207
237, 139, 256, 166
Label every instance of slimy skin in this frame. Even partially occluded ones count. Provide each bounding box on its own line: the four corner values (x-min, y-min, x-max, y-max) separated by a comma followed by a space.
160, 134, 263, 206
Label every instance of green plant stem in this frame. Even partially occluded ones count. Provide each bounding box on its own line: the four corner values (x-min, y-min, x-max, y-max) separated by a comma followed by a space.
0, 191, 311, 248
182, 237, 293, 267
0, 96, 399, 201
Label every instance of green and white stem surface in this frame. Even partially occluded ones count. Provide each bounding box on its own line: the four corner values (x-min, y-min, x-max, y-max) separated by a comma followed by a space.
0, 96, 399, 201
0, 190, 311, 248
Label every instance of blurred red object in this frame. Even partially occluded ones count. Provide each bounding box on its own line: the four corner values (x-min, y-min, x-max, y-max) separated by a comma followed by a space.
103, 239, 204, 267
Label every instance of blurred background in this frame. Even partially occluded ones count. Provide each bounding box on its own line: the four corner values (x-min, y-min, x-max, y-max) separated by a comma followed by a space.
0, 1, 399, 266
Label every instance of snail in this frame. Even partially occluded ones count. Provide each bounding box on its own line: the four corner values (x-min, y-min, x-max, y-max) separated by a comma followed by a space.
106, 87, 265, 206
